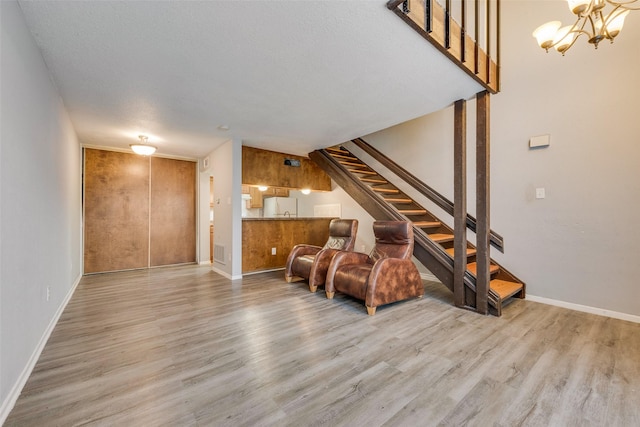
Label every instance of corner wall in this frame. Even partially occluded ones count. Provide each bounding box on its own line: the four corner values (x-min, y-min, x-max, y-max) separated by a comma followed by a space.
210, 139, 243, 279
1, 1, 82, 421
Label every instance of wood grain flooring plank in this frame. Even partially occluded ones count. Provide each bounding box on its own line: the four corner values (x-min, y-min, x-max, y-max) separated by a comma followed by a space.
5, 266, 640, 426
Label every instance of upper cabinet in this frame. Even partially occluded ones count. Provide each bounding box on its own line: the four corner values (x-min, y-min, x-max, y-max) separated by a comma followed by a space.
242, 146, 331, 191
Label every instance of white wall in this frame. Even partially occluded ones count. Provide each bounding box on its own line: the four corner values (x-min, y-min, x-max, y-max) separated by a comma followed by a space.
1, 1, 82, 420
361, 1, 640, 316
198, 160, 211, 265
210, 139, 243, 279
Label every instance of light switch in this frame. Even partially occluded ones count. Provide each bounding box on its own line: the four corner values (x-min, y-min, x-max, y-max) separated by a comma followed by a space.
530, 134, 550, 148
536, 188, 546, 199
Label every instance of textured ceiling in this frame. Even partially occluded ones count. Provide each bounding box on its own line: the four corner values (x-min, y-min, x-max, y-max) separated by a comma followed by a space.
18, 0, 481, 158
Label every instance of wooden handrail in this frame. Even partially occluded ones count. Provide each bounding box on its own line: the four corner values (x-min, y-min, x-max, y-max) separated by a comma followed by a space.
350, 137, 505, 253
387, 0, 500, 93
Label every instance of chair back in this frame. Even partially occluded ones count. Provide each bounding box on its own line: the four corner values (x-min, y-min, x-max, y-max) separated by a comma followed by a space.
369, 221, 414, 263
323, 219, 358, 251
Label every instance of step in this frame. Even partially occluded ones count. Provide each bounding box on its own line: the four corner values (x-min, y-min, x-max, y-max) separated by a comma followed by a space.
490, 279, 524, 300
399, 209, 428, 215
371, 187, 400, 194
444, 247, 477, 257
326, 146, 349, 154
330, 153, 357, 161
384, 197, 413, 204
428, 233, 454, 243
339, 160, 366, 168
413, 221, 441, 228
361, 177, 388, 184
466, 262, 500, 276
348, 169, 377, 175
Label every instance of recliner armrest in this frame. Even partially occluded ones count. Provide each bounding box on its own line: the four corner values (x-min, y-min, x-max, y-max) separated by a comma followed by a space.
285, 244, 322, 278
324, 251, 371, 294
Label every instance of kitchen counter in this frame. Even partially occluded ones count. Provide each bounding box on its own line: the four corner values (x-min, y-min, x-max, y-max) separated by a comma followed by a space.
242, 217, 335, 273
242, 217, 336, 221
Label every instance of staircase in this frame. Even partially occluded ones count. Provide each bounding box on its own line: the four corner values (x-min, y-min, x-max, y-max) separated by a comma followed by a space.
309, 142, 525, 316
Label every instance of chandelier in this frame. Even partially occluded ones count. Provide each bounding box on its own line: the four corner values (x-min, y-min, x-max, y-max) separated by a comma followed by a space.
533, 0, 638, 55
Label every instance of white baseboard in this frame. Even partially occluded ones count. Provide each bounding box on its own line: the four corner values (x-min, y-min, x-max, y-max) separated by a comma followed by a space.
0, 273, 82, 425
198, 260, 212, 266
526, 294, 640, 324
211, 266, 242, 281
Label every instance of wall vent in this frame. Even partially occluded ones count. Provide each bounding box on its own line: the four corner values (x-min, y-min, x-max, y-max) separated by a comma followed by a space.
214, 244, 226, 264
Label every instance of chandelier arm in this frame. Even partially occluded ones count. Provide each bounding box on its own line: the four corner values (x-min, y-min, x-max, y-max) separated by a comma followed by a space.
544, 16, 589, 50
606, 0, 640, 9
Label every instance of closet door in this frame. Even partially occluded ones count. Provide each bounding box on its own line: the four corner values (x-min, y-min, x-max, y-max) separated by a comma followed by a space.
84, 149, 150, 273
150, 157, 196, 266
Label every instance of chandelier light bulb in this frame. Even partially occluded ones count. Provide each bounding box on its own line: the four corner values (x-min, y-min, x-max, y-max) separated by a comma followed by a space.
606, 10, 630, 38
533, 21, 562, 50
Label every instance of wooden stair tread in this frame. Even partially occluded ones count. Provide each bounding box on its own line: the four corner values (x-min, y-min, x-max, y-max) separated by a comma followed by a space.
399, 209, 428, 215
360, 177, 387, 184
413, 221, 441, 228
326, 147, 349, 154
445, 247, 477, 256
490, 279, 524, 300
348, 169, 377, 175
330, 153, 357, 161
429, 233, 454, 243
384, 197, 413, 203
466, 262, 500, 276
371, 187, 400, 194
339, 160, 366, 167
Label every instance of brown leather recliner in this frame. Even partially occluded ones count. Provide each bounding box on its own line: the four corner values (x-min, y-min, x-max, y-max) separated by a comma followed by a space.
325, 220, 424, 315
285, 219, 358, 293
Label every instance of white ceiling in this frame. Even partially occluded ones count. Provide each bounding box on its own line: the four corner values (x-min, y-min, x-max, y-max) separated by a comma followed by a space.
18, 0, 481, 158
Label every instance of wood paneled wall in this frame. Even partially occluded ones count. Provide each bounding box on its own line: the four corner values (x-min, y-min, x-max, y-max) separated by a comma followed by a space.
242, 218, 333, 273
84, 148, 196, 273
242, 146, 331, 191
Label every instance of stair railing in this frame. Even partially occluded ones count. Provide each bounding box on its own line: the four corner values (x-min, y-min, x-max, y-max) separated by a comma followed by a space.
349, 137, 504, 253
387, 0, 500, 93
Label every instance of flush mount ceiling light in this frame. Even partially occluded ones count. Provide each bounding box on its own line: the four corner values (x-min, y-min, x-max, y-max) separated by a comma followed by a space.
258, 186, 268, 191
300, 189, 311, 195
130, 135, 157, 156
533, 0, 638, 55
217, 125, 230, 131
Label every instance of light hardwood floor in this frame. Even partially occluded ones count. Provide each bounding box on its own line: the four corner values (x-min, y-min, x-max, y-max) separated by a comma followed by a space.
6, 265, 640, 426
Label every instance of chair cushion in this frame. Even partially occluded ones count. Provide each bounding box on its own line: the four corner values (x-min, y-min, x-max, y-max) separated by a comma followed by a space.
333, 264, 373, 300
291, 254, 316, 279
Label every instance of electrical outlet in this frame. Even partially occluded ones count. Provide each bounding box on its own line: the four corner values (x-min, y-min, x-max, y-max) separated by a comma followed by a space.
360, 244, 366, 252
46, 286, 50, 301
536, 188, 546, 199
271, 247, 276, 255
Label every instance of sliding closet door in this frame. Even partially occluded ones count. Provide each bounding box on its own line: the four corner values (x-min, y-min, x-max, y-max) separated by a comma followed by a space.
150, 157, 196, 266
84, 149, 150, 273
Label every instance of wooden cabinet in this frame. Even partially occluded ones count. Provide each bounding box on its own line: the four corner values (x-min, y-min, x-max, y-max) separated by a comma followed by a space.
260, 187, 289, 197
249, 186, 263, 208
